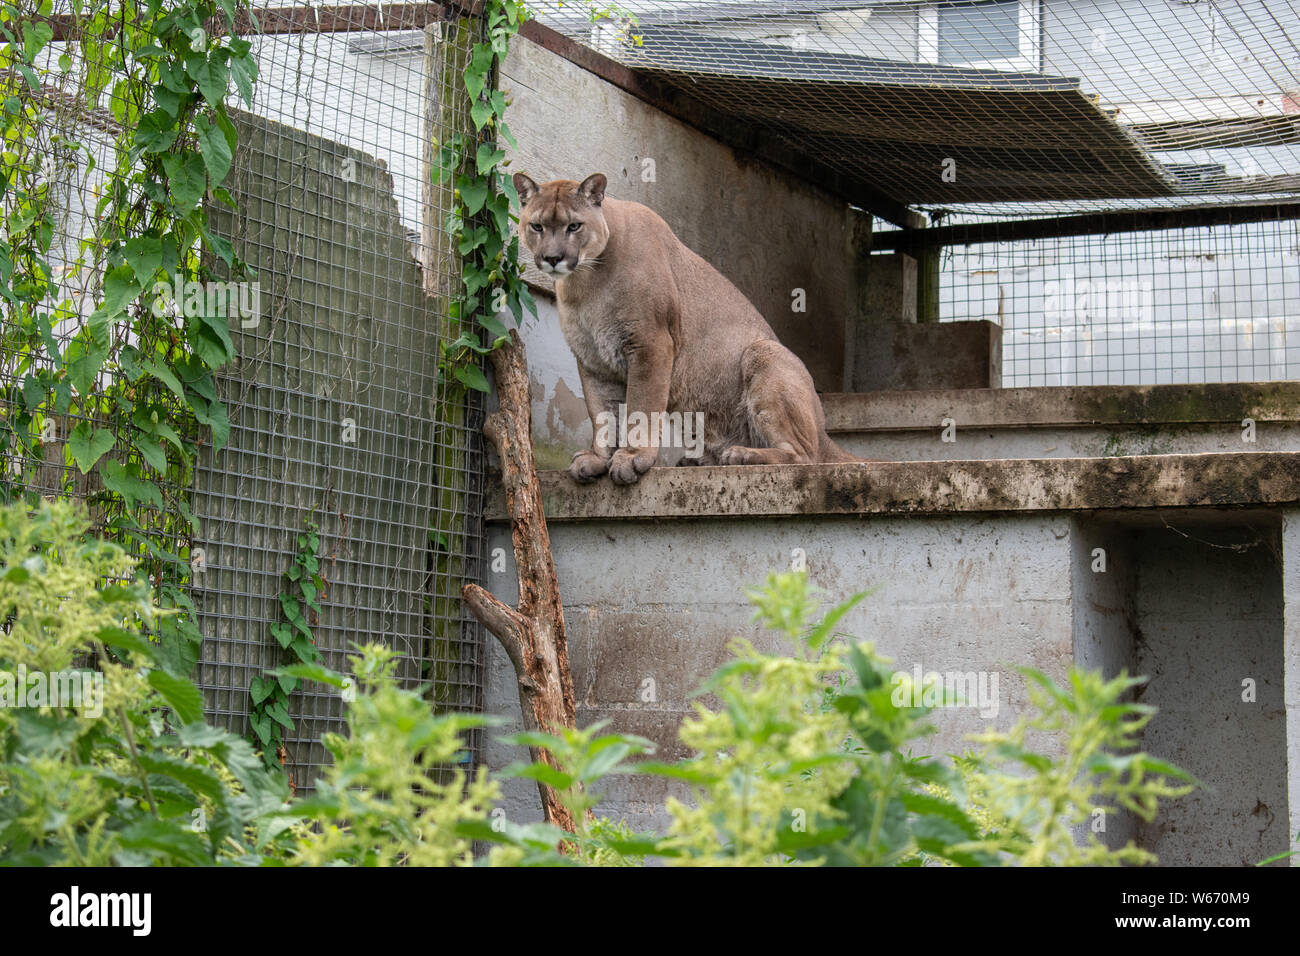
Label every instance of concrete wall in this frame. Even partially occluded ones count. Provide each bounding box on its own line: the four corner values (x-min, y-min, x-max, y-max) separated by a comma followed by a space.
485, 512, 1074, 835
1130, 523, 1288, 865
514, 296, 590, 470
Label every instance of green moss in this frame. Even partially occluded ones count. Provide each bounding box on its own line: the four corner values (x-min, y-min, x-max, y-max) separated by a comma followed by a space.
1100, 433, 1127, 458
1079, 382, 1300, 425
531, 437, 578, 472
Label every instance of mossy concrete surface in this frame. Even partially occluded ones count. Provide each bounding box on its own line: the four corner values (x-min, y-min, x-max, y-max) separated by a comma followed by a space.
485, 452, 1300, 522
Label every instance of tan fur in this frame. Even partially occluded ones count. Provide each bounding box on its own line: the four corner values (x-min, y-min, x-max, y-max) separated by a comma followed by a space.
514, 172, 871, 485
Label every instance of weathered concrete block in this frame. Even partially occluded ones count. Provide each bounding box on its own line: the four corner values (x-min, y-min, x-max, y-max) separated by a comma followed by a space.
493, 453, 1300, 522
852, 319, 1002, 391
826, 381, 1300, 462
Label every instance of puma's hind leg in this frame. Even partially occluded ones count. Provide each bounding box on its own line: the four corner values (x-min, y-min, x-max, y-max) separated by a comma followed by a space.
717, 340, 823, 466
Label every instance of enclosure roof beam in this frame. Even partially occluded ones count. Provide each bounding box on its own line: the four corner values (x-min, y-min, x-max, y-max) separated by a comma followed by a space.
45, 4, 460, 39
873, 201, 1300, 251
230, 3, 453, 35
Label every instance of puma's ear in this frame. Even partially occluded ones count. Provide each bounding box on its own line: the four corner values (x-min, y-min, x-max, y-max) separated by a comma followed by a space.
578, 173, 607, 206
513, 173, 540, 205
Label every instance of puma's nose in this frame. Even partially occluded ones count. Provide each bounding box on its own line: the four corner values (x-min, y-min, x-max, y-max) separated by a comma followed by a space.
543, 254, 563, 267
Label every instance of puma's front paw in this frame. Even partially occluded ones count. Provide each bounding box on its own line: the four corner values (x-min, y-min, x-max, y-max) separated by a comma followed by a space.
608, 447, 656, 485
718, 445, 756, 466
569, 449, 610, 483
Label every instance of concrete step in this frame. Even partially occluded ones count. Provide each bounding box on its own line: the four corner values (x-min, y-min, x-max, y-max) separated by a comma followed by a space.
823, 381, 1300, 461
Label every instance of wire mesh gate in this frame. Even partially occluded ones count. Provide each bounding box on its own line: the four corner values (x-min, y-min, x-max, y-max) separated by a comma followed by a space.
0, 3, 492, 791
914, 217, 1300, 386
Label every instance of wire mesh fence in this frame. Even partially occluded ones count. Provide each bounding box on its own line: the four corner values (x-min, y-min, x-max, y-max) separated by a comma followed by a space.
1, 2, 490, 790
198, 7, 494, 789
907, 215, 1300, 386
534, 0, 1300, 386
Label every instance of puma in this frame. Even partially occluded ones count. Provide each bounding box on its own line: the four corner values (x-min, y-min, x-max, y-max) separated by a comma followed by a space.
514, 172, 870, 485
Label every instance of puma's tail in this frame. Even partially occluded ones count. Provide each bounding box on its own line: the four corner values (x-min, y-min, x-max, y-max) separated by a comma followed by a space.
818, 435, 882, 464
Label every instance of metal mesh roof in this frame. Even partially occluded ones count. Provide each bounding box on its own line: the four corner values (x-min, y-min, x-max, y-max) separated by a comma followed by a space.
532, 0, 1300, 223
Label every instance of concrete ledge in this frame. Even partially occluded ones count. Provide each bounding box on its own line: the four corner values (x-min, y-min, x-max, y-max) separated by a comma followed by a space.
485, 452, 1300, 522
823, 381, 1300, 433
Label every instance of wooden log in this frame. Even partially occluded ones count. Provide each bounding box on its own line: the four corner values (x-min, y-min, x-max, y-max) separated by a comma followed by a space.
462, 329, 582, 834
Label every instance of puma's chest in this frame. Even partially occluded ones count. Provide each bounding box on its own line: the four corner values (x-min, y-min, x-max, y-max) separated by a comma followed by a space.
557, 301, 629, 382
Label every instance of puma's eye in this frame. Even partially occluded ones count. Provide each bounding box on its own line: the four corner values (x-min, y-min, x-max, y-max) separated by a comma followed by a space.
567, 222, 583, 233
530, 222, 543, 233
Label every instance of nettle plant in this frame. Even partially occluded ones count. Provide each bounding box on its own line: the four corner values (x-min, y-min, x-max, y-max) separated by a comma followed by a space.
0, 0, 256, 672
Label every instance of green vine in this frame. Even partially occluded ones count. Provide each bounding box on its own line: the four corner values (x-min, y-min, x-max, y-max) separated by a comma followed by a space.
249, 520, 325, 771
432, 0, 639, 390
432, 0, 531, 393
0, 0, 257, 674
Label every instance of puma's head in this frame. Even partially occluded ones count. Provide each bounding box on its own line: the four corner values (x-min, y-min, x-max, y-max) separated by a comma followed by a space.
513, 172, 610, 277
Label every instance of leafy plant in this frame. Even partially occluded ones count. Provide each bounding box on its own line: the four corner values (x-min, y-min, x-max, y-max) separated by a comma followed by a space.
272, 646, 508, 866
499, 720, 654, 864
958, 667, 1197, 866
626, 574, 983, 866
0, 500, 290, 866
431, 0, 535, 397
248, 520, 325, 772
432, 0, 641, 394
0, 514, 1200, 869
